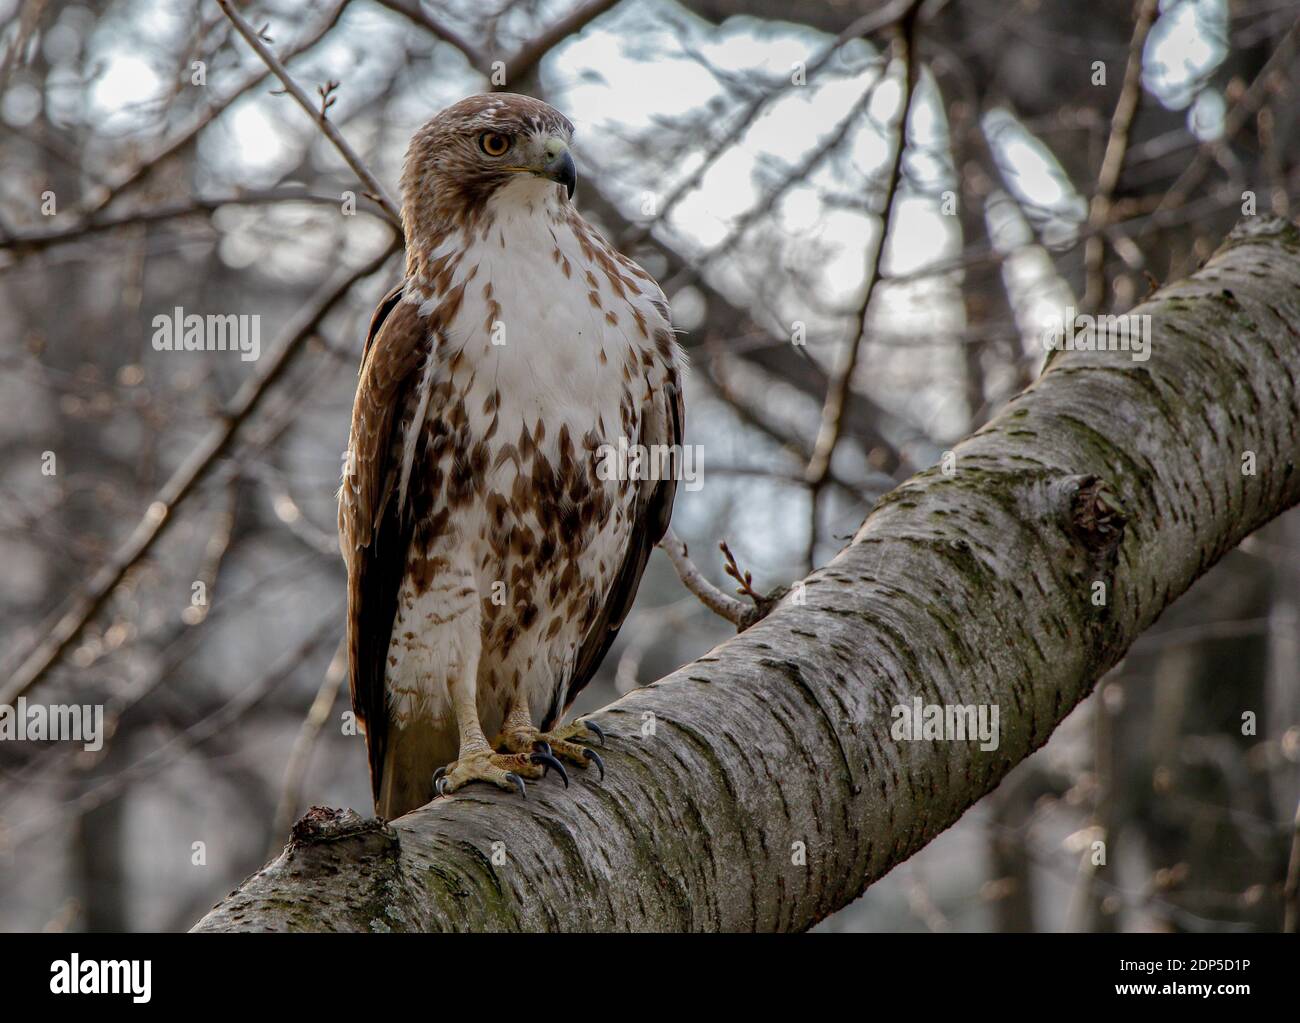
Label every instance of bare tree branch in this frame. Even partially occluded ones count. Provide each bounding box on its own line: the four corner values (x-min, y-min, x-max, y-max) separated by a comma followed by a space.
659, 529, 754, 628
804, 7, 920, 565
373, 0, 620, 91
1081, 0, 1159, 313
73, 0, 350, 225
1153, 16, 1300, 222
495, 0, 621, 89
216, 0, 401, 225
370, 0, 486, 67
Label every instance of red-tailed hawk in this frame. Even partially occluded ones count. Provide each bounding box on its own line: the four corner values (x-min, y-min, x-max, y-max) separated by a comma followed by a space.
339, 94, 685, 819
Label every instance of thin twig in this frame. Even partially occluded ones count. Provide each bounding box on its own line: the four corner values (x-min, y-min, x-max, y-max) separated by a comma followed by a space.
370, 0, 486, 67
495, 0, 620, 90
720, 541, 765, 604
803, 6, 921, 568
216, 0, 400, 225
659, 529, 753, 629
1081, 0, 1159, 314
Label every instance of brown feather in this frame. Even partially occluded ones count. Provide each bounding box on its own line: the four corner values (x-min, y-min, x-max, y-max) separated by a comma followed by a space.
338, 285, 432, 807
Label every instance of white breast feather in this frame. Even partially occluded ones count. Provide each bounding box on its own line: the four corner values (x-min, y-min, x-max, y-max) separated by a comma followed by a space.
386, 174, 675, 742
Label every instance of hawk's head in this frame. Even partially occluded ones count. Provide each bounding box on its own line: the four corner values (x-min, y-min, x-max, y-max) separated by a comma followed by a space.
401, 93, 577, 245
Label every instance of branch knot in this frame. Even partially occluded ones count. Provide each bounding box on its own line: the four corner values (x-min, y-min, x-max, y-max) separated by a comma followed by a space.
290, 806, 397, 853
1066, 474, 1127, 559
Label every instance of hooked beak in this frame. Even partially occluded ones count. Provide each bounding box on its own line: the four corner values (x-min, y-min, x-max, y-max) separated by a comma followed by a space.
539, 137, 576, 200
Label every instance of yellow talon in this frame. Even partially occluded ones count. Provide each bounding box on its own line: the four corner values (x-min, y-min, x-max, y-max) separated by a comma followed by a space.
492, 720, 607, 780
433, 748, 541, 798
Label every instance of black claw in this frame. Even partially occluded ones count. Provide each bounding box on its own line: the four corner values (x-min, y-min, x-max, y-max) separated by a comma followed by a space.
433, 765, 447, 783
583, 747, 605, 781
531, 751, 569, 788
582, 720, 606, 746
435, 776, 450, 797
533, 740, 553, 756
505, 772, 527, 799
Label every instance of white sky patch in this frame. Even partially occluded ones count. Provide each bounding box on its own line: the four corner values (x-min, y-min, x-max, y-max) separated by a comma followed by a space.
982, 109, 1086, 248
89, 52, 164, 132
1144, 0, 1227, 109
994, 133, 1067, 210
202, 100, 296, 186
1189, 86, 1225, 141
693, 17, 814, 79
560, 32, 723, 132
778, 184, 822, 233
841, 118, 890, 179
867, 73, 902, 125
2, 81, 40, 126
820, 210, 878, 297
884, 197, 958, 279
42, 20, 82, 64
904, 77, 943, 147
673, 146, 757, 245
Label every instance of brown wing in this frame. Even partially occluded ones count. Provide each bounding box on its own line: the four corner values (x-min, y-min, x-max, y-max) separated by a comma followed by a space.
543, 371, 684, 729
338, 283, 431, 809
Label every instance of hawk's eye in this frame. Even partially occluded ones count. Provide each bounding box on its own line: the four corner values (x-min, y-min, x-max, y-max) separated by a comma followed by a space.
478, 132, 511, 157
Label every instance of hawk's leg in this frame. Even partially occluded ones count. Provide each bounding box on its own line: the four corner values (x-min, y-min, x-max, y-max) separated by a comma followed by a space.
494, 697, 606, 781
433, 670, 566, 798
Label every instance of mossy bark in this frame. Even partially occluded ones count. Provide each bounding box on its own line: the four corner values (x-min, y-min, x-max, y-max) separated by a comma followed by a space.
194, 218, 1300, 932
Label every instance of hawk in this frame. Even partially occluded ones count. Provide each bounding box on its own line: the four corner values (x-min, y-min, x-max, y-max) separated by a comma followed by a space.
339, 94, 685, 820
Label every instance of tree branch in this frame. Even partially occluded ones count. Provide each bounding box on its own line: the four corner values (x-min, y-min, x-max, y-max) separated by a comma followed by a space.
216, 0, 401, 225
373, 0, 621, 91
1081, 0, 1158, 313
659, 529, 755, 629
370, 0, 485, 68
193, 218, 1300, 932
804, 7, 920, 568
494, 0, 620, 89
